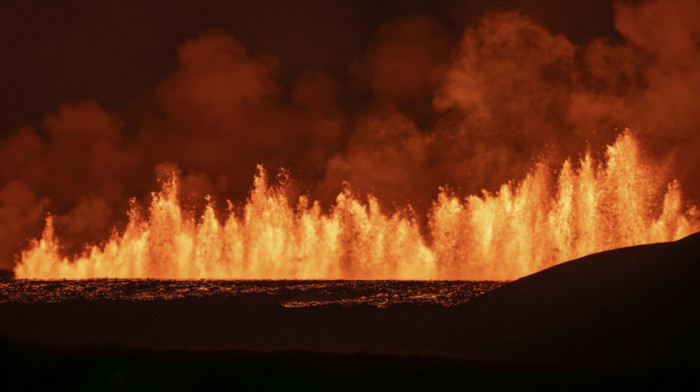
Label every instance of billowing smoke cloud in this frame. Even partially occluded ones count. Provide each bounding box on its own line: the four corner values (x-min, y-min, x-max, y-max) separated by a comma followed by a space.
1, 0, 699, 268
0, 102, 140, 257
147, 30, 347, 198
328, 0, 700, 213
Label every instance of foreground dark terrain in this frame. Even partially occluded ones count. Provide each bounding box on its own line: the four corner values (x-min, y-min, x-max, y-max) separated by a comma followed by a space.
0, 232, 699, 389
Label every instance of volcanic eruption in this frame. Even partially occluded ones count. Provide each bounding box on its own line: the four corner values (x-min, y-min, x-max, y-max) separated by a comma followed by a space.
13, 131, 699, 280
2, 0, 700, 281
2, 1, 700, 388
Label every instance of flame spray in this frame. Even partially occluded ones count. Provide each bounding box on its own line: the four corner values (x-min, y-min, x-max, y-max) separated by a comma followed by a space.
14, 132, 699, 280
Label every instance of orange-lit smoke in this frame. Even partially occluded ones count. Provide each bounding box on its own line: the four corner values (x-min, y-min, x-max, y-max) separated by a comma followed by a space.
15, 132, 698, 280
3, 0, 700, 275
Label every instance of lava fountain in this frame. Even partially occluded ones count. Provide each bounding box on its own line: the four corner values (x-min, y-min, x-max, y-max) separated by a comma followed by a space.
14, 131, 699, 280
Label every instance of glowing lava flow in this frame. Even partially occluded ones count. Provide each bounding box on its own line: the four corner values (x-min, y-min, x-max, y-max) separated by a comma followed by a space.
14, 132, 699, 280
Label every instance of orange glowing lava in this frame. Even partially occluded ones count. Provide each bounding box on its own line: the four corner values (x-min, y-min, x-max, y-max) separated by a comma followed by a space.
14, 131, 699, 280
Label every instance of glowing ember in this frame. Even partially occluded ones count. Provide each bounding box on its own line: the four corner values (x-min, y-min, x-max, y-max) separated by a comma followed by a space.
0, 280, 504, 308
14, 131, 699, 280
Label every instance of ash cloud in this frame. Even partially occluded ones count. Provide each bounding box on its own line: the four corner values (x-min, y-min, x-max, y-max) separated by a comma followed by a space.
1, 0, 699, 268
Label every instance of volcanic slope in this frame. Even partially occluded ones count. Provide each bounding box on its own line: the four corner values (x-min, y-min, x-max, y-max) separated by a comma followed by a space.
424, 230, 700, 369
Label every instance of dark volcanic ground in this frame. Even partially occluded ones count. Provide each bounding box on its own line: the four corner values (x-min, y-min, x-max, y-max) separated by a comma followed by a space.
1, 232, 699, 389
0, 279, 503, 307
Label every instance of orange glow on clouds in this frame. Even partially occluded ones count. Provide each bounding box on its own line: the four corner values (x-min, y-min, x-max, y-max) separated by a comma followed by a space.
14, 131, 698, 280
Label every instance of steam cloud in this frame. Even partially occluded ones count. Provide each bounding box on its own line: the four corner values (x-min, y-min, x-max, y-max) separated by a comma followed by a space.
1, 0, 699, 268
